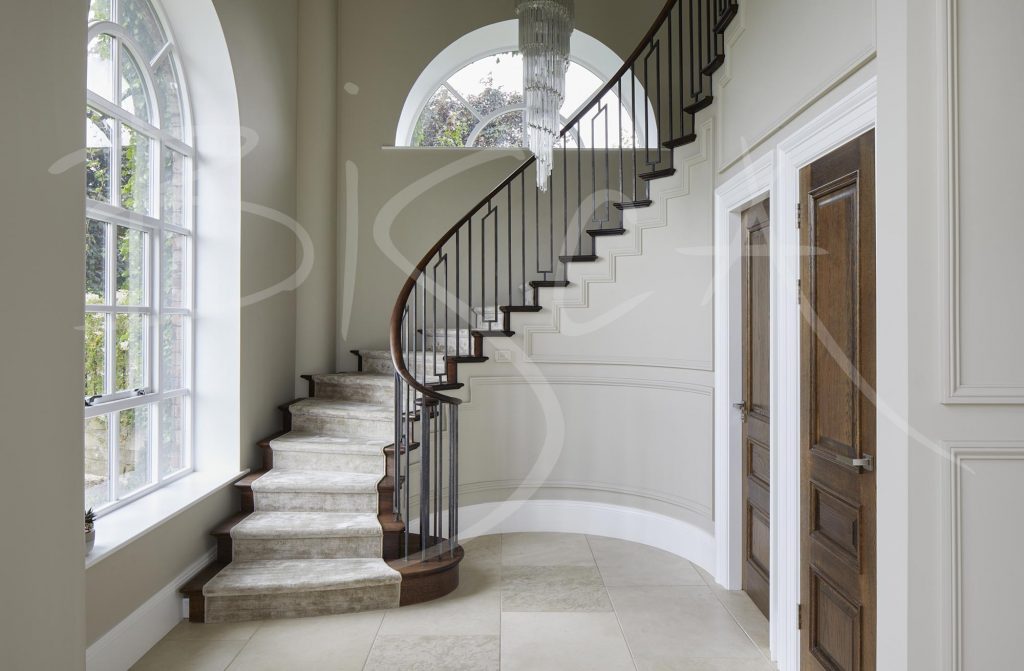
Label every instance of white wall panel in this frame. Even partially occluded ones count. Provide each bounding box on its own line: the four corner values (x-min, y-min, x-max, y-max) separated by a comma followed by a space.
944, 0, 1024, 401
949, 444, 1024, 670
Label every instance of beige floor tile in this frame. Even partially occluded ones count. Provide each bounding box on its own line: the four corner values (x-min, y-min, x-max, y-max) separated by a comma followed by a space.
363, 634, 499, 671
501, 532, 595, 566
130, 638, 245, 671
609, 585, 764, 668
163, 618, 260, 641
460, 533, 502, 563
378, 576, 500, 635
501, 612, 637, 671
502, 565, 612, 612
224, 610, 384, 671
662, 658, 776, 670
587, 535, 706, 587
714, 590, 770, 656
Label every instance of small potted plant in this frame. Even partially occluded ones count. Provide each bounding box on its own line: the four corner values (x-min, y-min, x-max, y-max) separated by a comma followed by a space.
85, 508, 96, 555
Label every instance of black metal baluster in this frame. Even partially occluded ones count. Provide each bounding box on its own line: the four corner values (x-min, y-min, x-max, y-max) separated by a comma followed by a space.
521, 175, 527, 304
492, 204, 498, 322
420, 399, 431, 557
668, 4, 674, 143
507, 186, 512, 308
562, 135, 568, 278
448, 403, 456, 559
631, 65, 638, 205
576, 123, 582, 255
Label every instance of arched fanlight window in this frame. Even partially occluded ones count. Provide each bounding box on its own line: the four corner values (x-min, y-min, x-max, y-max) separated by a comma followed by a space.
411, 51, 638, 149
84, 0, 195, 513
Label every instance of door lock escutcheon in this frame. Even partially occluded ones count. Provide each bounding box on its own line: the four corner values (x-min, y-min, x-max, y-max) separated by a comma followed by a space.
732, 401, 747, 422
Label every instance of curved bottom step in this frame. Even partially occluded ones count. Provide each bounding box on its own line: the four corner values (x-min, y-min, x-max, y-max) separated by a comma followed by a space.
389, 543, 465, 606
202, 557, 401, 623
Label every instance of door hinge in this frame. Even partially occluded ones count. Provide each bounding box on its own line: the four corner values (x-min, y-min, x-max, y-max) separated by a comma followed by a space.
796, 278, 801, 305
797, 603, 803, 629
796, 202, 801, 228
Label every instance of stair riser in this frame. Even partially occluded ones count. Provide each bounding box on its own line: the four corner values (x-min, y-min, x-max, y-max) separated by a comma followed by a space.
272, 450, 385, 474
423, 334, 473, 355
204, 583, 401, 623
314, 381, 393, 405
253, 491, 378, 514
291, 414, 393, 440
362, 354, 447, 376
232, 535, 381, 561
362, 357, 394, 375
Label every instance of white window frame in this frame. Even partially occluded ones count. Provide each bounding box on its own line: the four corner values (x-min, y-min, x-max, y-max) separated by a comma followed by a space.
85, 0, 196, 518
395, 21, 659, 149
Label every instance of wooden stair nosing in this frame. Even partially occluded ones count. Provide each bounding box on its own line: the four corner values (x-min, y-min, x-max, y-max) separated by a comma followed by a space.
613, 200, 653, 210
179, 560, 229, 623
683, 95, 714, 115
639, 168, 677, 181
446, 355, 488, 364
529, 280, 571, 289
714, 3, 739, 34
663, 134, 697, 149
701, 54, 725, 77
470, 329, 515, 338
499, 305, 543, 313
559, 254, 599, 263
390, 543, 464, 606
428, 381, 464, 392
587, 227, 627, 237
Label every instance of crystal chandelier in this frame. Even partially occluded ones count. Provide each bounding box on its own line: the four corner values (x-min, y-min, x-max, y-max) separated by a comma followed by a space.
517, 0, 575, 191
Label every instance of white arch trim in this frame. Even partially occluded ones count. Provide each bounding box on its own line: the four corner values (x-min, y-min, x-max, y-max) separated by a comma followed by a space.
395, 20, 658, 148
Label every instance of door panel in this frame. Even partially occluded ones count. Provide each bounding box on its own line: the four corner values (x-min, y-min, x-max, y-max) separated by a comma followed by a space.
800, 131, 876, 671
741, 199, 770, 618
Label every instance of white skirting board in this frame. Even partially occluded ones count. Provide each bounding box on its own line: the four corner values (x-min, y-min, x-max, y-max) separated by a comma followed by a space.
86, 547, 217, 671
452, 499, 716, 574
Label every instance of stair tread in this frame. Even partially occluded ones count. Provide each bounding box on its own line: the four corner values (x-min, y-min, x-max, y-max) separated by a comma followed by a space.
288, 398, 392, 421
639, 168, 677, 181
203, 558, 401, 597
312, 372, 393, 385
250, 469, 381, 494
269, 431, 388, 455
230, 512, 382, 540
587, 227, 628, 237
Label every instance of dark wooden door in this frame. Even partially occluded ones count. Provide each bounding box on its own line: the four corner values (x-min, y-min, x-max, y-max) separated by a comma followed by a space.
799, 130, 876, 671
741, 199, 771, 619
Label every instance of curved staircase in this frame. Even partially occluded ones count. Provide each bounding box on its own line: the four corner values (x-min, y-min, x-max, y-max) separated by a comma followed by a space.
183, 0, 738, 624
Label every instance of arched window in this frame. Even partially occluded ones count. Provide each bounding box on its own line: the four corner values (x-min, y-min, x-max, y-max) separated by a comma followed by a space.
84, 0, 194, 513
397, 22, 658, 150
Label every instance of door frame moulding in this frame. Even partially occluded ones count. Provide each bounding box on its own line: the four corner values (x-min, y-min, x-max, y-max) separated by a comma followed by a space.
775, 76, 877, 671
713, 151, 772, 597
713, 76, 878, 671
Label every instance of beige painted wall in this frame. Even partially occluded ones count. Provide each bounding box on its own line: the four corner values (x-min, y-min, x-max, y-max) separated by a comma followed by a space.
334, 0, 664, 360
84, 490, 235, 644
0, 0, 88, 668
295, 0, 339, 393
220, 0, 300, 470
715, 0, 876, 174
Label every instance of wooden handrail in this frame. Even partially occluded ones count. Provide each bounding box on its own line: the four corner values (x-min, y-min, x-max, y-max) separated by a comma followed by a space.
388, 0, 681, 401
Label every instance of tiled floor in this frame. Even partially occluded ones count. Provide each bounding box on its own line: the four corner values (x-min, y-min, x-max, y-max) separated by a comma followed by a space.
133, 533, 774, 670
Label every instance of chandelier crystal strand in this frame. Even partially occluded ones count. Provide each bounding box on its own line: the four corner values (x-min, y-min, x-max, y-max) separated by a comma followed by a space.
517, 0, 575, 191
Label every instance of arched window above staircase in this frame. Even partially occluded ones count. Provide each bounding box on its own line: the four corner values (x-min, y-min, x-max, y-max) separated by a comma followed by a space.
396, 20, 659, 149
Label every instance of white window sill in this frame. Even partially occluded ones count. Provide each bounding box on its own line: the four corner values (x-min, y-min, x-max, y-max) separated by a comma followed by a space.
85, 468, 247, 569
380, 145, 529, 152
